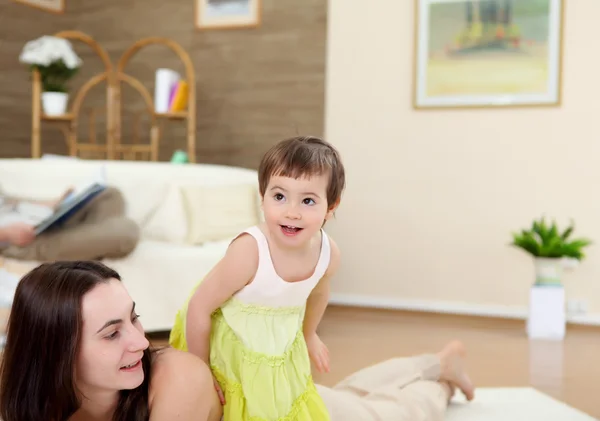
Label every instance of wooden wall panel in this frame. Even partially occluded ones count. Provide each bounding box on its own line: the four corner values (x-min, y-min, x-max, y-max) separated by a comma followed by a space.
0, 0, 327, 169
0, 2, 75, 158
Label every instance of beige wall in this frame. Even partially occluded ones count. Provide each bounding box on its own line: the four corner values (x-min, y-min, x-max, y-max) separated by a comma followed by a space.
324, 0, 600, 319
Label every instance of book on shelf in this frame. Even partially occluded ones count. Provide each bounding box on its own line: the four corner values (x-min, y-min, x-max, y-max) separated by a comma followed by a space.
169, 80, 189, 112
154, 69, 189, 114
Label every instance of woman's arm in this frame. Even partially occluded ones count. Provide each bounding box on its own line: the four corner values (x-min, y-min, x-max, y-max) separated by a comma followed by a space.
185, 233, 258, 364
149, 350, 222, 421
1, 188, 72, 210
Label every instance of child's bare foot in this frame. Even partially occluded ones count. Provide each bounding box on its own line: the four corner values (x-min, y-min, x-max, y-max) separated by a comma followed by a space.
437, 340, 475, 401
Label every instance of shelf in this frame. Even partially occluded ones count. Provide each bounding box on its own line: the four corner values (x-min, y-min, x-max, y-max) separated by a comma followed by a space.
42, 113, 74, 121
31, 32, 196, 162
154, 111, 187, 120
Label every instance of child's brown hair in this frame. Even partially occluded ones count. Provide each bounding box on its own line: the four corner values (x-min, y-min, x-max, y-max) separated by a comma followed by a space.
258, 136, 346, 208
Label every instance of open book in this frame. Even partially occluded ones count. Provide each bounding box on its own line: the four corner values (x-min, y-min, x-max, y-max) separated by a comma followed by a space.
33, 167, 107, 235
33, 183, 106, 235
0, 167, 107, 240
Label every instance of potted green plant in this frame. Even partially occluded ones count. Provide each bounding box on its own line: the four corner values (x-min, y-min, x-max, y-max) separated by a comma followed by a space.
19, 35, 82, 116
511, 216, 591, 286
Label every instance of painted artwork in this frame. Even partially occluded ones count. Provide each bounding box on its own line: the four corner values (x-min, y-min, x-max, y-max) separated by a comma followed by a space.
413, 0, 564, 108
196, 0, 261, 30
10, 0, 64, 13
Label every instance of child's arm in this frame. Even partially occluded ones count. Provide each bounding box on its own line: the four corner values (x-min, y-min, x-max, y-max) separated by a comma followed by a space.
185, 234, 258, 365
303, 238, 340, 373
303, 238, 340, 336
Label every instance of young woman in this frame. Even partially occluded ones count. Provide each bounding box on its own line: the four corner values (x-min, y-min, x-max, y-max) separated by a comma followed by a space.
0, 260, 222, 421
0, 260, 474, 421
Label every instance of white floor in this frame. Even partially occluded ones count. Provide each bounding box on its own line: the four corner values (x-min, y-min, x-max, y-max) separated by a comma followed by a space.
446, 388, 597, 421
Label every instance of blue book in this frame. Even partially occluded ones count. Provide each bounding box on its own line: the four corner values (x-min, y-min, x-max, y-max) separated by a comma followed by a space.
34, 183, 106, 235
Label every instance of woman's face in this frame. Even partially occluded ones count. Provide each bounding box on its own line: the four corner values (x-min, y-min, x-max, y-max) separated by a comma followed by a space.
76, 278, 150, 395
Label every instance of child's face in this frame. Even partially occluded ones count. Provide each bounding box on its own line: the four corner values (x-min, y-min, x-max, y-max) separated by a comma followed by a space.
262, 173, 336, 246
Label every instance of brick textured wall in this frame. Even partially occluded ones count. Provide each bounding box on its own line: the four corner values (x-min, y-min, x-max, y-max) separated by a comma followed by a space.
0, 0, 327, 169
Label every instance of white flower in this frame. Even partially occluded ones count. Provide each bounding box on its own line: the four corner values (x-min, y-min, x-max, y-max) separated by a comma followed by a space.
19, 35, 82, 69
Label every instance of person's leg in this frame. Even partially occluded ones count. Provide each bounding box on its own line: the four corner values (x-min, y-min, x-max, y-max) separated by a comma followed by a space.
2, 217, 139, 261
315, 341, 474, 421
61, 186, 126, 227
2, 186, 139, 261
317, 380, 450, 421
332, 354, 441, 396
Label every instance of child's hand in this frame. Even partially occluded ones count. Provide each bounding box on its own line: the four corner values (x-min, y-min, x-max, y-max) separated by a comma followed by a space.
213, 376, 225, 405
306, 332, 330, 373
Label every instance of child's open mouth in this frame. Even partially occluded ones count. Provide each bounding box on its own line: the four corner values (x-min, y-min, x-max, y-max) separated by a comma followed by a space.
280, 225, 303, 236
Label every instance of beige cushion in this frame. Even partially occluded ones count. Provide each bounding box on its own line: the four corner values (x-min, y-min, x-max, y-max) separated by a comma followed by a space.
142, 183, 188, 244
181, 184, 261, 244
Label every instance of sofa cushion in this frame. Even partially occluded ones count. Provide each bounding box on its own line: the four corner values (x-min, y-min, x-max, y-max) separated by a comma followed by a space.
103, 165, 169, 226
142, 182, 188, 243
181, 183, 261, 244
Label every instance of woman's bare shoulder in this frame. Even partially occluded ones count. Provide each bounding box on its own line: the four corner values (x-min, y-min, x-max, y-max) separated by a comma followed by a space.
151, 347, 204, 375
148, 347, 222, 421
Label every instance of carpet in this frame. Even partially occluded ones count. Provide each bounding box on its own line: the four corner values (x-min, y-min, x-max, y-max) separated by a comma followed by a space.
446, 388, 597, 421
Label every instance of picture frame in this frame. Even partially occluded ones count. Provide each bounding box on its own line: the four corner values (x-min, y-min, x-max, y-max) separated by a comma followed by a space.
10, 0, 64, 14
195, 0, 261, 30
413, 0, 564, 109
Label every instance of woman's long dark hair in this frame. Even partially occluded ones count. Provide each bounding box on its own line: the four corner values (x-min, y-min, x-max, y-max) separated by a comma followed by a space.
0, 261, 153, 421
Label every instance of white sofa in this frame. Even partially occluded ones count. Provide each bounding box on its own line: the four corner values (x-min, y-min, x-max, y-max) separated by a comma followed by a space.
0, 157, 262, 332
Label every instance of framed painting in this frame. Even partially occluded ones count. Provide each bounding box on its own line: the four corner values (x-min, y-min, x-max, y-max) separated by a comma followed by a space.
10, 0, 64, 13
195, 0, 261, 30
413, 0, 564, 109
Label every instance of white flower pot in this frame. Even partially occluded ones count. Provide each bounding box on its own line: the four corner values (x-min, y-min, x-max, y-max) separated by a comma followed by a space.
527, 285, 566, 340
534, 257, 563, 286
42, 91, 68, 116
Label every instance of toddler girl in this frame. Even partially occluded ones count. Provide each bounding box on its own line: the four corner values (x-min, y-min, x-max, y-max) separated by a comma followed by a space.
169, 135, 346, 421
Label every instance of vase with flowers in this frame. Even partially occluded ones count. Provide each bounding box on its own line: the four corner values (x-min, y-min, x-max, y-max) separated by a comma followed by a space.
19, 35, 82, 116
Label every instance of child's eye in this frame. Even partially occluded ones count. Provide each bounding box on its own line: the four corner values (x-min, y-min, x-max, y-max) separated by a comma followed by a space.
303, 198, 315, 205
132, 313, 141, 323
274, 193, 284, 201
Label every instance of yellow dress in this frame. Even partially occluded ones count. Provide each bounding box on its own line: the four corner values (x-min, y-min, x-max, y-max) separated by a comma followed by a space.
169, 226, 332, 421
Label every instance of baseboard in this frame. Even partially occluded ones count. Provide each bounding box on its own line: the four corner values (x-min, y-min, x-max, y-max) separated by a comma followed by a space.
328, 293, 600, 326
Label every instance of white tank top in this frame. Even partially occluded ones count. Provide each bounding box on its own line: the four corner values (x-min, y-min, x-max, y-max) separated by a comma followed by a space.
232, 225, 331, 308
